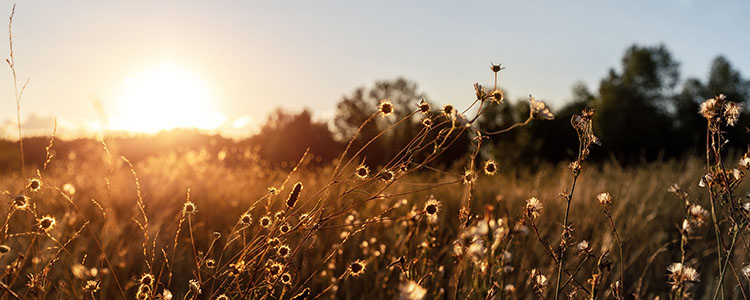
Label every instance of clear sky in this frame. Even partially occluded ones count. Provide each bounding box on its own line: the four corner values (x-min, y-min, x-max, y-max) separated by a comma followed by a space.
0, 0, 748, 138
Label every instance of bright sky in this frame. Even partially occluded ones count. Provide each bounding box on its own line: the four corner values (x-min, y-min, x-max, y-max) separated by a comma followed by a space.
0, 0, 748, 138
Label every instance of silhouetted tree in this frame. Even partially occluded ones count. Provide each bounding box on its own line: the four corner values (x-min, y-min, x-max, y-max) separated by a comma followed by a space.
250, 109, 340, 165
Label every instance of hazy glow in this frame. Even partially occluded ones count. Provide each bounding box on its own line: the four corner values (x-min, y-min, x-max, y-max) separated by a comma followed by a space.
109, 63, 225, 133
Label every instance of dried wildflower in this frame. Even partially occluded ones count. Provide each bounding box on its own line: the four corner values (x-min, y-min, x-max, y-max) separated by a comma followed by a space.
12, 194, 28, 210
240, 213, 253, 225
216, 295, 229, 300
27, 178, 41, 192
277, 244, 291, 258
491, 89, 504, 103
274, 210, 284, 220
287, 182, 303, 208
483, 160, 497, 176
268, 186, 280, 195
423, 197, 440, 216
462, 169, 476, 185
379, 170, 395, 182
188, 279, 201, 295
0, 245, 9, 255
725, 101, 743, 126
596, 192, 612, 206
529, 95, 554, 120
474, 83, 489, 101
268, 261, 284, 276
530, 269, 548, 289
84, 280, 100, 293
38, 215, 56, 232
577, 240, 591, 253
139, 273, 154, 287
183, 201, 197, 215
279, 223, 290, 234
418, 99, 430, 114
667, 262, 699, 285
355, 164, 370, 179
291, 288, 311, 300
162, 289, 173, 300
136, 284, 150, 299
742, 264, 750, 279
421, 117, 433, 128
740, 154, 750, 169
379, 99, 394, 116
398, 280, 426, 300
688, 204, 709, 226
268, 237, 280, 247
525, 197, 543, 220
699, 95, 721, 119
205, 258, 216, 269
490, 63, 504, 73
260, 216, 272, 228
280, 272, 292, 285
442, 104, 454, 117
348, 260, 366, 276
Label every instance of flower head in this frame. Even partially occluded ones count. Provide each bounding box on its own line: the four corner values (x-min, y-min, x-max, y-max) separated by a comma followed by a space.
724, 101, 743, 126
421, 117, 433, 128
355, 164, 370, 179
483, 160, 498, 176
442, 104, 455, 117
27, 178, 41, 192
277, 244, 291, 258
418, 99, 430, 114
596, 192, 612, 206
379, 99, 394, 116
38, 216, 56, 232
183, 201, 197, 215
525, 197, 543, 220
348, 260, 366, 276
423, 196, 440, 216
260, 216, 272, 228
240, 213, 253, 226
12, 194, 28, 210
529, 95, 554, 120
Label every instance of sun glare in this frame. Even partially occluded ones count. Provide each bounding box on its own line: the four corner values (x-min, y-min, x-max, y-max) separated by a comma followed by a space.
109, 63, 225, 133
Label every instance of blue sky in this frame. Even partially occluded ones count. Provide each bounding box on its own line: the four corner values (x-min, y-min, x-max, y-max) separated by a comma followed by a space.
0, 0, 748, 137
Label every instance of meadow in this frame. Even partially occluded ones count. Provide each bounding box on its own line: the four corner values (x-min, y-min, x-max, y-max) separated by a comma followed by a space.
1, 71, 749, 300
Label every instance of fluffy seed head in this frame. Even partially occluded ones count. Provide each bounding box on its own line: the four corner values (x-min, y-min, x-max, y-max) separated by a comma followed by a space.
725, 101, 743, 126
529, 95, 555, 120
525, 197, 543, 220
597, 192, 612, 206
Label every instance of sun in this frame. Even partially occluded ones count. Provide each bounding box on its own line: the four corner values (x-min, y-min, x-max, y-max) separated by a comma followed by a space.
109, 63, 225, 133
